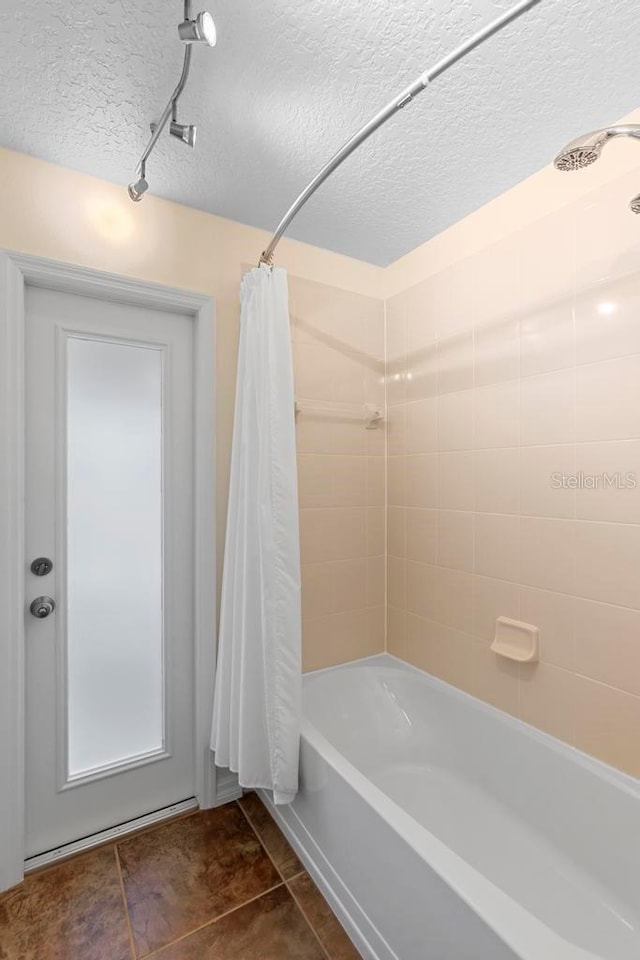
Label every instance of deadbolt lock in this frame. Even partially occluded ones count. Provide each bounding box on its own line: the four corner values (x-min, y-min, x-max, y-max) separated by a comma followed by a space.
30, 557, 53, 577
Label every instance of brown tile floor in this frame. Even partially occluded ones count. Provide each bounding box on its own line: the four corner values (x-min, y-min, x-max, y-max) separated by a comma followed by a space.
0, 795, 362, 960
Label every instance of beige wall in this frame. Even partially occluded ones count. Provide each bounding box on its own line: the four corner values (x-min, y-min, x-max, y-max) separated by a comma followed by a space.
385, 110, 640, 778
0, 146, 385, 673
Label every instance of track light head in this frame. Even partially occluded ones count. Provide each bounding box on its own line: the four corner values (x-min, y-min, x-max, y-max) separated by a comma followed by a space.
128, 176, 149, 202
170, 121, 197, 147
178, 11, 216, 46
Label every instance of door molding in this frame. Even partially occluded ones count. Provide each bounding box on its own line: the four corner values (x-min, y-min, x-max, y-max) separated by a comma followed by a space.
0, 250, 222, 892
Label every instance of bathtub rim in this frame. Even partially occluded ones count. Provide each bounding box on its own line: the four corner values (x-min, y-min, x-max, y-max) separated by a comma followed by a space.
298, 653, 638, 960
304, 653, 640, 800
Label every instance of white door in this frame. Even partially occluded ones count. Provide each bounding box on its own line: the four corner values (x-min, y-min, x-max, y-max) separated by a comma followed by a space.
24, 284, 196, 858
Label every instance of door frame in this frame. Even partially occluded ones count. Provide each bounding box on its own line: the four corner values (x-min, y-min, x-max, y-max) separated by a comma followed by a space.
0, 249, 225, 891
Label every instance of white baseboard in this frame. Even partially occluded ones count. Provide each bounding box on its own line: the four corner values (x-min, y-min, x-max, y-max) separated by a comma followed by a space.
259, 790, 398, 960
214, 768, 242, 805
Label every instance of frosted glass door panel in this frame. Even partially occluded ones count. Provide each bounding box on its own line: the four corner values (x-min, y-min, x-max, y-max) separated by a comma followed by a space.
66, 336, 164, 778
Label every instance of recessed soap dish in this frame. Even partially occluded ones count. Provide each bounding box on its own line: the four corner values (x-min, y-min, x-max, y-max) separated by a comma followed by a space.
491, 617, 539, 663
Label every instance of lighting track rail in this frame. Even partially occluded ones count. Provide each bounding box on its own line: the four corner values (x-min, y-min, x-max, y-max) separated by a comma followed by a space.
128, 0, 216, 202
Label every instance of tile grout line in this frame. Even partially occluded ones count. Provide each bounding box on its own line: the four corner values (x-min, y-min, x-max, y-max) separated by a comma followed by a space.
113, 844, 138, 960
285, 877, 333, 960
141, 881, 286, 958
236, 798, 334, 960
235, 798, 291, 885
134, 803, 288, 958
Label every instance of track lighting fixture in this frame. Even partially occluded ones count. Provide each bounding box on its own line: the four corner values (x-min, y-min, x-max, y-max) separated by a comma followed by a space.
170, 121, 197, 147
127, 175, 149, 202
128, 1, 215, 202
178, 11, 217, 46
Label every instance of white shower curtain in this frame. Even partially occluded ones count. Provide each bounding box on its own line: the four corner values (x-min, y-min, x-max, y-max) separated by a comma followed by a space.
211, 264, 301, 804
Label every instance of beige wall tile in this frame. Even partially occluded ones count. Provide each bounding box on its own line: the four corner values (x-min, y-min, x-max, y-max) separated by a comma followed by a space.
406, 340, 438, 402
387, 606, 407, 660
405, 507, 437, 564
299, 508, 366, 564
574, 598, 640, 697
366, 457, 385, 507
438, 389, 474, 452
366, 556, 386, 608
574, 441, 640, 523
573, 676, 640, 777
475, 448, 520, 515
406, 454, 438, 508
303, 607, 385, 673
519, 517, 575, 594
519, 586, 574, 671
474, 381, 520, 450
406, 615, 472, 691
472, 576, 520, 644
295, 342, 366, 404
575, 354, 640, 443
519, 663, 575, 744
365, 421, 386, 457
438, 331, 474, 395
406, 280, 438, 345
301, 559, 366, 619
386, 402, 407, 455
520, 445, 575, 519
574, 272, 640, 367
574, 520, 640, 608
520, 369, 574, 446
427, 262, 476, 340
406, 561, 439, 621
520, 301, 574, 378
387, 506, 406, 559
297, 454, 366, 509
387, 556, 407, 611
474, 513, 521, 582
474, 318, 520, 388
388, 455, 407, 506
366, 507, 385, 557
438, 451, 474, 511
469, 642, 520, 717
437, 510, 474, 573
386, 299, 407, 407
296, 415, 366, 456
438, 567, 474, 634
406, 398, 438, 454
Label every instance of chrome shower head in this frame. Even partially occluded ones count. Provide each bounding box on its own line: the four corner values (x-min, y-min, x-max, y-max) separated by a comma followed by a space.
554, 129, 611, 172
128, 175, 149, 202
554, 125, 640, 215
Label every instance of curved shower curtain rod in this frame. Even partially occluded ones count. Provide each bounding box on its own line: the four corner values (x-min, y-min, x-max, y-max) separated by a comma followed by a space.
259, 0, 543, 266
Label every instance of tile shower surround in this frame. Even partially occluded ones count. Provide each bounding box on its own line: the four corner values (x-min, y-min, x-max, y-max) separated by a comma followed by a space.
384, 175, 640, 778
290, 276, 386, 672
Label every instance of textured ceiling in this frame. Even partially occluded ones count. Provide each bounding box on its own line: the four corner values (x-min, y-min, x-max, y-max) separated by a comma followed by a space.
0, 1, 638, 264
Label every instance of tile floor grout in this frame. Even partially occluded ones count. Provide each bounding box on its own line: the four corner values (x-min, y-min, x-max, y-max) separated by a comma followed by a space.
285, 877, 334, 960
113, 843, 138, 960
142, 881, 287, 958
236, 798, 334, 960
1, 799, 356, 960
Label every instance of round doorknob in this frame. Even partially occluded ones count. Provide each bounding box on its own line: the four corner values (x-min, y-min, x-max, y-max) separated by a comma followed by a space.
30, 596, 56, 619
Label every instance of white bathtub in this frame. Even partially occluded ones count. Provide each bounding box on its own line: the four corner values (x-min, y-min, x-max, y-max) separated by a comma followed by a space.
262, 654, 640, 960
